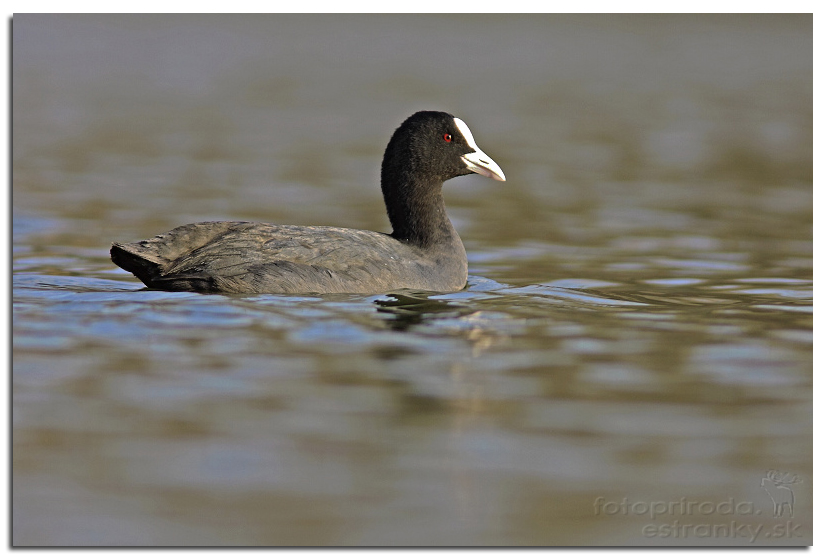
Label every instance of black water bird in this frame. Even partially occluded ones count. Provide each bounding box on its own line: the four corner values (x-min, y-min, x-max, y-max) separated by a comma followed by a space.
111, 111, 506, 294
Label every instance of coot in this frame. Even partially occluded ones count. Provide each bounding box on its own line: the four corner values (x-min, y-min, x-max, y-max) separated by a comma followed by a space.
110, 111, 506, 294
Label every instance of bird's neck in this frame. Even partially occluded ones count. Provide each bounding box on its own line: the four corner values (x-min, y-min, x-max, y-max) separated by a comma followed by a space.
381, 174, 457, 248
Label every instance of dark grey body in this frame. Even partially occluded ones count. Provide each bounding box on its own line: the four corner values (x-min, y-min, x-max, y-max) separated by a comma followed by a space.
111, 220, 468, 294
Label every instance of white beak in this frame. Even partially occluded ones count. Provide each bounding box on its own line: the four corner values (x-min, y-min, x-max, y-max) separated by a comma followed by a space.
454, 117, 506, 182
462, 149, 507, 182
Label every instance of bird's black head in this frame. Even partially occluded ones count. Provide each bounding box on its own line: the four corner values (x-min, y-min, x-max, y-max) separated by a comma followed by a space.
382, 111, 506, 185
380, 111, 505, 246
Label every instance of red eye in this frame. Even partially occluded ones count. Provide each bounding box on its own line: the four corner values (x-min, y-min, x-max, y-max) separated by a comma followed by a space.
443, 133, 452, 142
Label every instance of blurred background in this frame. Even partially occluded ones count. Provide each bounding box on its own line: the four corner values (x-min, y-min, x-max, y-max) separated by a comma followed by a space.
13, 14, 811, 545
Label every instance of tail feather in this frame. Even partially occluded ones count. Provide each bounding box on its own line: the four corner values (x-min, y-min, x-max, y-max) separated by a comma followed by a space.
110, 242, 167, 285
111, 222, 244, 288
